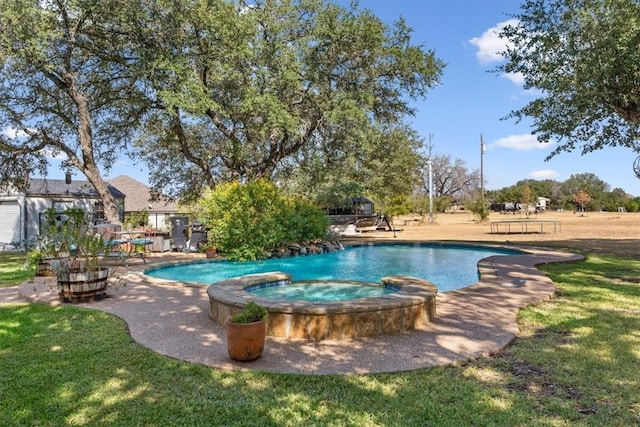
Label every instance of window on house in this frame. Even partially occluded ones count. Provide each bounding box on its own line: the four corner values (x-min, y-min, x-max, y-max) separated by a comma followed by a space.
92, 201, 105, 224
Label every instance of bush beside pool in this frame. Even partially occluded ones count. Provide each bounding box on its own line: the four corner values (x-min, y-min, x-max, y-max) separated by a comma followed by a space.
207, 272, 437, 341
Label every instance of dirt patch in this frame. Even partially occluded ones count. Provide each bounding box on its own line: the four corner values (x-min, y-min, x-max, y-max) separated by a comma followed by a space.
347, 211, 640, 259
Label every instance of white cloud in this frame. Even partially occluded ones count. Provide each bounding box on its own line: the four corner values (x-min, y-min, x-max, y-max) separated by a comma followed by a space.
469, 19, 525, 86
41, 148, 68, 161
529, 169, 559, 180
468, 19, 518, 65
501, 71, 524, 85
1, 127, 28, 139
490, 134, 553, 151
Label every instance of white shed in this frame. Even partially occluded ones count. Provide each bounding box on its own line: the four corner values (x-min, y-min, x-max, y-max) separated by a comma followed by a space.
537, 197, 551, 211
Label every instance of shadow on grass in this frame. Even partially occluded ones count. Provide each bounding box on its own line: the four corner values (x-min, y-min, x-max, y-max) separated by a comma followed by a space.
1, 252, 639, 425
2, 284, 640, 426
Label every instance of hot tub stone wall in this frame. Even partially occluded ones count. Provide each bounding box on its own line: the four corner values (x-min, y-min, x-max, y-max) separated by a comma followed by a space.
207, 272, 437, 341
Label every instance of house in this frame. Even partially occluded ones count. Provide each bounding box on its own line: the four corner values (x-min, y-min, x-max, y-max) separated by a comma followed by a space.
0, 178, 125, 248
108, 175, 180, 231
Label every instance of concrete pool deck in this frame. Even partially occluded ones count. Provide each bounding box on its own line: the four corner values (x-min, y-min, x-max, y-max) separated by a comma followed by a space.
1, 245, 583, 375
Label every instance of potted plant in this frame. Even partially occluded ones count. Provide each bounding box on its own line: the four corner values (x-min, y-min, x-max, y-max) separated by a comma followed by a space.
27, 208, 72, 276
226, 301, 268, 361
40, 207, 111, 303
201, 242, 217, 258
25, 248, 53, 277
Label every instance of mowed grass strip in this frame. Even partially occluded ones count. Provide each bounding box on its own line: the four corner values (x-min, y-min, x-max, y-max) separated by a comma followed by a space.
0, 252, 32, 288
1, 253, 639, 425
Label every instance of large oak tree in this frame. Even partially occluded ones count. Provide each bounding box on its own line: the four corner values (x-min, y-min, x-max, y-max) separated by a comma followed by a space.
0, 0, 148, 223
134, 0, 444, 202
1, 0, 443, 218
500, 0, 640, 159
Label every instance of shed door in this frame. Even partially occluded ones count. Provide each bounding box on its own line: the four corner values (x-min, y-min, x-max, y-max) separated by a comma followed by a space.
0, 201, 21, 244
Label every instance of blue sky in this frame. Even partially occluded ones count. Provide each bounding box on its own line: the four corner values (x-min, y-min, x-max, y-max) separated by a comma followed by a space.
43, 0, 639, 195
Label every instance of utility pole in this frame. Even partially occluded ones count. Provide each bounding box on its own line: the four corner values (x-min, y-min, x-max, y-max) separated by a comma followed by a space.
480, 134, 486, 203
427, 134, 434, 223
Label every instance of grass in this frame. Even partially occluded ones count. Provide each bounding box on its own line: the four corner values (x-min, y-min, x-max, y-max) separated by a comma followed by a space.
1, 253, 639, 425
0, 252, 32, 288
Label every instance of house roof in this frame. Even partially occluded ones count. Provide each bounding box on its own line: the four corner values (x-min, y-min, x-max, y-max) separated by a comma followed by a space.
27, 178, 125, 199
108, 175, 179, 213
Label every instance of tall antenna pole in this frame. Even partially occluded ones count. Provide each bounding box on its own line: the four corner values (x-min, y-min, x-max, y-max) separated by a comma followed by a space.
427, 134, 434, 223
480, 134, 486, 203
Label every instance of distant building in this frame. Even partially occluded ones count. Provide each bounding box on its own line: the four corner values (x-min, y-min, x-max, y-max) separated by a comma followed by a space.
537, 197, 551, 211
108, 175, 180, 231
0, 178, 125, 247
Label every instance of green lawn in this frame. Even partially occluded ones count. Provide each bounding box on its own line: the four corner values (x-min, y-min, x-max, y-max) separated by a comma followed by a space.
1, 252, 639, 425
0, 252, 32, 288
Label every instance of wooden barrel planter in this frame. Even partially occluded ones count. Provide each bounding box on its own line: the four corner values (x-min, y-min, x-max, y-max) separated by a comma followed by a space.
36, 260, 56, 277
57, 268, 109, 303
35, 256, 69, 277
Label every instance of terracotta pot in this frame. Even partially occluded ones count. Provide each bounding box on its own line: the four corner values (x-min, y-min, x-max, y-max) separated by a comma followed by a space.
204, 247, 217, 258
226, 319, 266, 361
57, 268, 109, 303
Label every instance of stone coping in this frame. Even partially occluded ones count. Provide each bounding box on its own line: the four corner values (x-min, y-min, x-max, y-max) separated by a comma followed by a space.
206, 272, 437, 315
207, 272, 438, 340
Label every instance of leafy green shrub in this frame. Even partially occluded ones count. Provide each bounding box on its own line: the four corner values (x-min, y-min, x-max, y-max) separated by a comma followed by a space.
229, 301, 268, 324
281, 197, 330, 245
464, 197, 490, 221
124, 210, 150, 228
195, 180, 329, 260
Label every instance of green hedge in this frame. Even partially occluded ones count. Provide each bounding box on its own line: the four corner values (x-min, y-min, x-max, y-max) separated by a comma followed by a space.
196, 180, 329, 260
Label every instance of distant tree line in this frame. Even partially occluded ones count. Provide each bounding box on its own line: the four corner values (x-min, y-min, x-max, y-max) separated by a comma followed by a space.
397, 155, 640, 216
485, 173, 640, 213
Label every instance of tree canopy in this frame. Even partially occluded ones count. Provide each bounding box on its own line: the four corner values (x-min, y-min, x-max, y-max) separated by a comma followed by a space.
134, 0, 444, 202
499, 0, 640, 160
1, 0, 444, 216
418, 153, 480, 200
0, 0, 148, 223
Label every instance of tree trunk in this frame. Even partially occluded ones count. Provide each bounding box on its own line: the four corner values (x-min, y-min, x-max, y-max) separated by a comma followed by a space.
68, 77, 122, 225
85, 168, 122, 225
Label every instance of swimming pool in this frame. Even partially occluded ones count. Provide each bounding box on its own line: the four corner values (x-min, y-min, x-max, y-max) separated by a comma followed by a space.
146, 243, 520, 292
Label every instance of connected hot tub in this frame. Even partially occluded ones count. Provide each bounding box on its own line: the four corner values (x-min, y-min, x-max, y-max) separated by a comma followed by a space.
207, 272, 437, 341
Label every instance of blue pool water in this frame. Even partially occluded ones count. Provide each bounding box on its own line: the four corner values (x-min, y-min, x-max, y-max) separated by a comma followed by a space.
247, 281, 398, 302
146, 244, 519, 292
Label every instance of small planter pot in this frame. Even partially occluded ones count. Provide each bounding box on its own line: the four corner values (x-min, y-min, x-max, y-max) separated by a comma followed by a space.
204, 247, 217, 258
226, 319, 266, 361
57, 267, 109, 303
